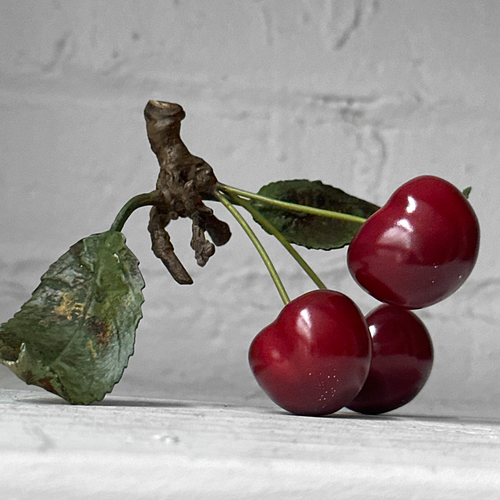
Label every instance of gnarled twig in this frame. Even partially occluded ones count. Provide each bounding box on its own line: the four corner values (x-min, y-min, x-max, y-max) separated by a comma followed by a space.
144, 100, 231, 284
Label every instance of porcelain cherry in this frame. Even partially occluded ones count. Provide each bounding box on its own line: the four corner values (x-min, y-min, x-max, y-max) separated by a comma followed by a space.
347, 175, 480, 309
249, 290, 371, 416
347, 304, 434, 415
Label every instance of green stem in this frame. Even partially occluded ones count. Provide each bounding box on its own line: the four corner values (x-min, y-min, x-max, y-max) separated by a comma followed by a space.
227, 192, 327, 290
110, 190, 163, 232
218, 184, 367, 224
214, 191, 290, 305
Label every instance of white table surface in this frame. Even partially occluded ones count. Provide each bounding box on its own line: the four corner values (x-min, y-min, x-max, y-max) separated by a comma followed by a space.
1, 389, 499, 499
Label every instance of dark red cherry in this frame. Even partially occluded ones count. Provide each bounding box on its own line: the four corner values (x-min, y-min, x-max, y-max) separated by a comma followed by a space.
347, 175, 480, 309
347, 304, 433, 415
248, 290, 371, 416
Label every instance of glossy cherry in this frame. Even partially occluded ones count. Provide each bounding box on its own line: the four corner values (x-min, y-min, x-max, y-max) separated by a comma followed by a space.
347, 175, 480, 309
347, 304, 433, 415
248, 290, 372, 416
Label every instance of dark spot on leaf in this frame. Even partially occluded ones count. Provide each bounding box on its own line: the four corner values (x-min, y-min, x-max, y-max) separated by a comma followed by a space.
284, 189, 299, 205
24, 371, 57, 395
315, 193, 326, 208
88, 319, 113, 346
0, 340, 20, 362
37, 377, 58, 395
69, 241, 84, 258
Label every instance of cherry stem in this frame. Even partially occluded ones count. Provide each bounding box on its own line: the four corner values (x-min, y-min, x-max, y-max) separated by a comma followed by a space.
218, 184, 367, 225
214, 191, 290, 305
226, 191, 327, 290
110, 190, 163, 232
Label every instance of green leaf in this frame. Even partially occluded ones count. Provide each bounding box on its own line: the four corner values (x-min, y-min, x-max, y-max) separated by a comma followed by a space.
462, 186, 472, 199
0, 231, 145, 404
251, 179, 379, 250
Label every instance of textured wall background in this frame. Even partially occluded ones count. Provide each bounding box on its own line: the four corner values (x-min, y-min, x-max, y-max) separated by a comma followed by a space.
1, 1, 499, 418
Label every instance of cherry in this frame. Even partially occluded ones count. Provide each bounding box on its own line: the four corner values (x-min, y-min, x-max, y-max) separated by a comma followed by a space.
347, 304, 433, 415
248, 290, 372, 416
347, 175, 480, 309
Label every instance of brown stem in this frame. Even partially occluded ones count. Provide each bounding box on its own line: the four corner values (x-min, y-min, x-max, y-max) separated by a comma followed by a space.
143, 100, 231, 284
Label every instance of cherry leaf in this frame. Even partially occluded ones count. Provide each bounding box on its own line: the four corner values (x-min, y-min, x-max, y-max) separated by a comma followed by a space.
251, 179, 379, 249
0, 231, 145, 404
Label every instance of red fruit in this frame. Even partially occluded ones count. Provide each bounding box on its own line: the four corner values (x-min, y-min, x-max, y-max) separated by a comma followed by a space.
347, 304, 433, 415
248, 290, 371, 416
347, 175, 480, 309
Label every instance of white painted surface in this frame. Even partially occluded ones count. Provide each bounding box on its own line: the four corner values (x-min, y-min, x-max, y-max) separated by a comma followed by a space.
1, 1, 499, 419
1, 389, 499, 499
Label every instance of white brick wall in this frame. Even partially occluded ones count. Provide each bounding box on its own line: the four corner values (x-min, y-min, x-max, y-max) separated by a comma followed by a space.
1, 1, 499, 418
